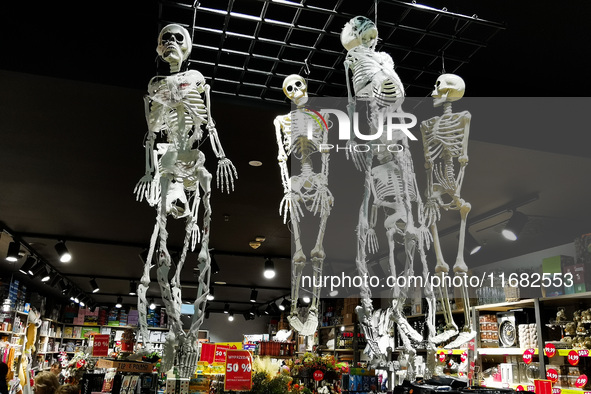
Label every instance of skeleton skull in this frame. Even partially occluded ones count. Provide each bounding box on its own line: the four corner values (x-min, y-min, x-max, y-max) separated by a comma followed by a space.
432, 74, 465, 107
340, 16, 379, 51
282, 74, 308, 106
157, 24, 192, 72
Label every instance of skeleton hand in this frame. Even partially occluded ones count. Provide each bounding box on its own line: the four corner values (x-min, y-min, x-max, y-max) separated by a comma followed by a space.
280, 191, 304, 224
216, 158, 238, 193
423, 198, 440, 227
310, 183, 334, 216
277, 152, 288, 162
190, 220, 201, 251
134, 174, 156, 203
366, 228, 379, 254
345, 140, 369, 172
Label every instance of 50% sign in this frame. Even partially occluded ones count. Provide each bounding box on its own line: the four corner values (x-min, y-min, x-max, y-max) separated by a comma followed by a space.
224, 350, 253, 392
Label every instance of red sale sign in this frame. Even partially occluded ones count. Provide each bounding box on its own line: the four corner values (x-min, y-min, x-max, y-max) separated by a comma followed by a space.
313, 370, 324, 381
547, 368, 558, 383
438, 353, 446, 362
568, 350, 580, 366
575, 375, 588, 389
522, 349, 534, 364
461, 352, 468, 363
544, 343, 556, 358
92, 334, 110, 357
579, 349, 590, 357
516, 386, 524, 391
224, 350, 253, 392
215, 345, 230, 363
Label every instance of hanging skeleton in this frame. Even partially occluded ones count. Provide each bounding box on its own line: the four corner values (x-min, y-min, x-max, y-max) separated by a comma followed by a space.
134, 24, 237, 377
341, 16, 436, 376
420, 73, 473, 348
274, 75, 332, 340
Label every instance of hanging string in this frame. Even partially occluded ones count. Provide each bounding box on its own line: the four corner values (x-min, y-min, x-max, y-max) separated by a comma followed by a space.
375, 0, 378, 26
441, 50, 446, 74
191, 1, 200, 45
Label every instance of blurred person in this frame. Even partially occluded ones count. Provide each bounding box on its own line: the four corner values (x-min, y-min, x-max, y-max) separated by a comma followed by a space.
33, 372, 59, 394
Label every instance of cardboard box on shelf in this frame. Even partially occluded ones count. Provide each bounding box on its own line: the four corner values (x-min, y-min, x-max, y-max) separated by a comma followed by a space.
541, 255, 573, 297
166, 378, 189, 394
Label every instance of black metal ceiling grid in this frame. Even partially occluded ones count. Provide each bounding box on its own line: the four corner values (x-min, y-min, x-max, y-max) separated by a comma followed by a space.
158, 0, 505, 103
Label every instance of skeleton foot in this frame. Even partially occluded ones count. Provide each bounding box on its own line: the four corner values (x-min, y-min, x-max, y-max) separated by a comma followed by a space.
391, 309, 423, 343
444, 329, 476, 349
431, 325, 459, 345
299, 309, 319, 336
287, 314, 304, 333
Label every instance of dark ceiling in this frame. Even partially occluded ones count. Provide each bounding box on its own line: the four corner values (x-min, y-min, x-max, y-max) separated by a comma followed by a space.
1, 0, 590, 316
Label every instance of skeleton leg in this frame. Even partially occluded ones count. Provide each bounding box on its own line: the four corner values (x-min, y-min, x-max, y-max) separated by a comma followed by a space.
287, 210, 307, 333
137, 219, 159, 349
387, 227, 423, 343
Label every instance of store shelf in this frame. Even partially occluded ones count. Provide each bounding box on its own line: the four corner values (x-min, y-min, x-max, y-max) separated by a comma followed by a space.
475, 299, 536, 312
407, 309, 464, 319
556, 389, 591, 394
556, 349, 591, 357
540, 291, 591, 303
437, 349, 469, 355
477, 347, 539, 355
480, 382, 537, 391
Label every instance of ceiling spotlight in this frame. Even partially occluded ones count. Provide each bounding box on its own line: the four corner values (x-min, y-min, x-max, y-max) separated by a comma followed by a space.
59, 279, 68, 292
249, 306, 256, 316
302, 296, 311, 304
31, 263, 46, 279
279, 298, 290, 311
55, 241, 71, 263
149, 298, 156, 309
116, 297, 122, 308
224, 303, 230, 314
250, 289, 258, 303
502, 211, 528, 241
19, 256, 36, 275
264, 304, 273, 315
329, 289, 339, 297
211, 255, 220, 274
206, 287, 215, 301
79, 299, 85, 307
228, 313, 234, 322
41, 267, 51, 282
6, 241, 20, 262
49, 275, 61, 287
249, 241, 261, 249
263, 258, 276, 279
464, 232, 483, 255
129, 281, 137, 296
90, 278, 100, 293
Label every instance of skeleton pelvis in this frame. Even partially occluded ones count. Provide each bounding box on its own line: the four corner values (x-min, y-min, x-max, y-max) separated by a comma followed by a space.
160, 148, 204, 178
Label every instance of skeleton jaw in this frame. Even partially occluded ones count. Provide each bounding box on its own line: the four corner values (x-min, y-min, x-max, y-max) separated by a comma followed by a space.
432, 91, 449, 107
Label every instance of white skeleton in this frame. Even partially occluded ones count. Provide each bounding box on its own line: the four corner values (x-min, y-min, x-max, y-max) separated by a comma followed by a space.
274, 75, 332, 339
341, 16, 436, 376
134, 24, 237, 377
420, 73, 473, 348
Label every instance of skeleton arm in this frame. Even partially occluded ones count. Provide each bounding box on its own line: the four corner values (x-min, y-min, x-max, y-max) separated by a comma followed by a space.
134, 95, 161, 203
420, 122, 440, 227
454, 113, 471, 195
343, 58, 368, 172
204, 84, 238, 193
274, 116, 290, 193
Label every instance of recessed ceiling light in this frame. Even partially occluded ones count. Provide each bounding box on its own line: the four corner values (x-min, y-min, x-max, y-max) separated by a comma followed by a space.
249, 160, 263, 167
214, 281, 227, 285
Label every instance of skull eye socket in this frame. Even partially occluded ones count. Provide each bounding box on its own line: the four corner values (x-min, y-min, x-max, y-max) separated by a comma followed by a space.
162, 32, 185, 42
295, 81, 302, 87
436, 80, 441, 87
286, 85, 294, 92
